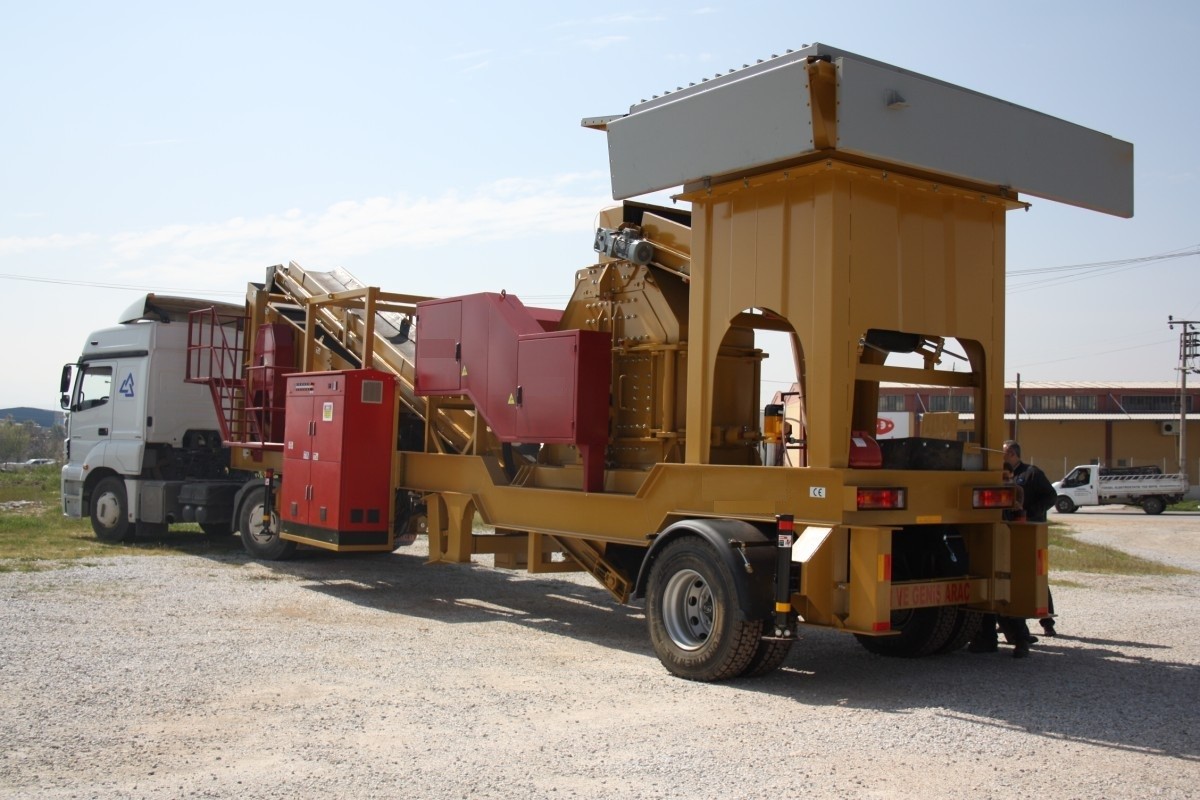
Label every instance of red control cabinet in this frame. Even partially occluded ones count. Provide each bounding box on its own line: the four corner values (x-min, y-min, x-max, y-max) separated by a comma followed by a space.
281, 369, 395, 548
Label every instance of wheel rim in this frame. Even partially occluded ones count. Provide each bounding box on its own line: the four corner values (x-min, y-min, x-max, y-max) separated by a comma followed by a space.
662, 568, 713, 650
246, 502, 278, 545
94, 490, 121, 530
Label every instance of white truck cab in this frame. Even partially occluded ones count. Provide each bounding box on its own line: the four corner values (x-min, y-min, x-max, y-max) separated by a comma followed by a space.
60, 294, 244, 540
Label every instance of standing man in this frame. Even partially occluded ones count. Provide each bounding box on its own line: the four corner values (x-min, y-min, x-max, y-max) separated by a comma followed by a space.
1004, 440, 1058, 636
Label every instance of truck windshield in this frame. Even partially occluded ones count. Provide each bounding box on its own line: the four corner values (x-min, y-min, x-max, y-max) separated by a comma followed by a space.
1062, 468, 1090, 487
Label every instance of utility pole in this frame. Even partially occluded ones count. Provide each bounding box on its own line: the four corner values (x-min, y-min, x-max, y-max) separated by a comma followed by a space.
1166, 317, 1200, 479
1013, 373, 1021, 442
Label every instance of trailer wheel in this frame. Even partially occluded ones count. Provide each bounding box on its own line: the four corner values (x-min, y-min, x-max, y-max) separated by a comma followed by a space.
1142, 496, 1166, 515
935, 609, 984, 654
646, 537, 762, 681
239, 486, 296, 560
1054, 496, 1076, 514
854, 606, 959, 658
90, 476, 133, 543
739, 629, 794, 678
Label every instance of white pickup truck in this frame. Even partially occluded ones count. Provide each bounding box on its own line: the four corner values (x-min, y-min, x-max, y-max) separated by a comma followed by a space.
1052, 464, 1188, 515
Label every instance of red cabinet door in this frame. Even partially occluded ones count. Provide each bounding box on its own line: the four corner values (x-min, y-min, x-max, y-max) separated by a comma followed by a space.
415, 299, 462, 393
281, 391, 315, 525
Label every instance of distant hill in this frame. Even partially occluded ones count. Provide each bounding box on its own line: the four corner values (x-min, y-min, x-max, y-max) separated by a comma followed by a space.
0, 408, 62, 428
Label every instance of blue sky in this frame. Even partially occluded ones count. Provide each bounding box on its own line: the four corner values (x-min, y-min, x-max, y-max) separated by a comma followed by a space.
2, 1, 1198, 409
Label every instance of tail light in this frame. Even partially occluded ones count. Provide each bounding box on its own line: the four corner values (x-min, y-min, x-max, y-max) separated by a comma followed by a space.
973, 487, 1016, 509
857, 487, 906, 510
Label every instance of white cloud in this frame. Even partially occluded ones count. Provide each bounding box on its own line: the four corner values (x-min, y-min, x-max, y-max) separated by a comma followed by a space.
0, 232, 99, 255
23, 172, 615, 291
579, 35, 629, 51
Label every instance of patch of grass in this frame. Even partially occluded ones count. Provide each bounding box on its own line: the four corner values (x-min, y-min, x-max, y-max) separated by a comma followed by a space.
1048, 526, 1191, 576
1048, 577, 1087, 589
0, 464, 62, 503
1169, 499, 1199, 512
0, 467, 243, 572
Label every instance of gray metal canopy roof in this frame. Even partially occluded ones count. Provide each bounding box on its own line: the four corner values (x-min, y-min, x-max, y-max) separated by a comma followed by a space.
586, 43, 1133, 218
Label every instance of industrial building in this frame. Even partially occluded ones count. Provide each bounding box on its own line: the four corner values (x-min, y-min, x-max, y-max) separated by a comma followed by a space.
774, 381, 1199, 486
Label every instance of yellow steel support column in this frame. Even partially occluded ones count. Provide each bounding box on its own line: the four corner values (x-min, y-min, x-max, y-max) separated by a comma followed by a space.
1006, 521, 1049, 618
425, 492, 475, 564
963, 522, 1008, 608
845, 526, 893, 633
794, 524, 847, 627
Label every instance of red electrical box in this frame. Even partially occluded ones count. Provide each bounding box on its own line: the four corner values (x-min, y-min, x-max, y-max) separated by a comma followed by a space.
280, 369, 395, 549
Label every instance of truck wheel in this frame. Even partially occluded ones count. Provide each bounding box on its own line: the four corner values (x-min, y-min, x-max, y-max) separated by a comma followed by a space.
90, 476, 133, 542
646, 537, 763, 681
1142, 496, 1166, 515
1055, 496, 1076, 514
239, 486, 296, 560
854, 606, 959, 658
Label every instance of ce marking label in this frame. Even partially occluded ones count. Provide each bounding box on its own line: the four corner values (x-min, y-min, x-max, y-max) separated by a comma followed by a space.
809, 486, 827, 499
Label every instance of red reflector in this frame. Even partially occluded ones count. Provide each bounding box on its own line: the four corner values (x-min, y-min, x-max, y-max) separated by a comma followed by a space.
776, 514, 795, 532
872, 621, 891, 632
857, 487, 906, 510
973, 487, 1016, 509
1035, 607, 1049, 617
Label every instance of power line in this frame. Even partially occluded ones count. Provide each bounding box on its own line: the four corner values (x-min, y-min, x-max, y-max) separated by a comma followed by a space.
5, 241, 1197, 300
1009, 244, 1200, 275
0, 272, 244, 297
1007, 244, 1200, 294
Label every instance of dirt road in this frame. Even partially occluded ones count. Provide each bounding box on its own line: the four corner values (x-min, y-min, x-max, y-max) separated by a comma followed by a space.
1053, 505, 1200, 571
1, 514, 1197, 799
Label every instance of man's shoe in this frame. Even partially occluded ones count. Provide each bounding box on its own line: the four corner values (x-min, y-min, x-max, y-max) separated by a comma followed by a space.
968, 640, 998, 654
1013, 642, 1031, 659
1025, 635, 1039, 644
1041, 623, 1057, 637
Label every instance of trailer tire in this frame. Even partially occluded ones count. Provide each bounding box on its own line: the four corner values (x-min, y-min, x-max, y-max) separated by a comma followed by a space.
854, 605, 960, 658
1054, 496, 1076, 514
90, 476, 133, 543
646, 537, 763, 681
239, 486, 296, 561
935, 609, 984, 654
739, 629, 794, 678
1142, 496, 1166, 515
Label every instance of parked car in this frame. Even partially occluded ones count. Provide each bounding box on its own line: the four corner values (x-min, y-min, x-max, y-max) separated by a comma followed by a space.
1, 458, 57, 471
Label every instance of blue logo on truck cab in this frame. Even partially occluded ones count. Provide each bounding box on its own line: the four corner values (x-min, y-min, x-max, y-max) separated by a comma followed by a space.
119, 373, 135, 398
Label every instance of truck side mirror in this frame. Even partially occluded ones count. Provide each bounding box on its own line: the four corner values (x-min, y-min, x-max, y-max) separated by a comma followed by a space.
59, 364, 73, 410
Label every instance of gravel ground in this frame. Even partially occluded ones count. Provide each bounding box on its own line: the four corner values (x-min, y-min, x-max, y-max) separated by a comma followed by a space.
1, 512, 1197, 799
